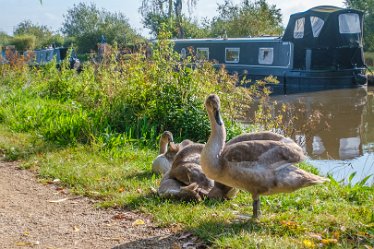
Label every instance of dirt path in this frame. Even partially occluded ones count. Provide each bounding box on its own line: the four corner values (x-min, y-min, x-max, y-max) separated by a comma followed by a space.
0, 160, 199, 249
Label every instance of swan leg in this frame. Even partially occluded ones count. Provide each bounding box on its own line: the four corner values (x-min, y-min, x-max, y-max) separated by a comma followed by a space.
252, 196, 261, 219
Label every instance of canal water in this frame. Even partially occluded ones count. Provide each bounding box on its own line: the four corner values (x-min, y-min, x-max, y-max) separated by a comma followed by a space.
263, 86, 374, 185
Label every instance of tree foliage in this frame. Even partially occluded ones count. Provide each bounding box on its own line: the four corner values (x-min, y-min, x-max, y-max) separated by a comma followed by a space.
14, 20, 63, 49
0, 32, 11, 46
345, 0, 374, 51
209, 0, 283, 37
62, 3, 141, 53
11, 35, 36, 51
139, 0, 203, 38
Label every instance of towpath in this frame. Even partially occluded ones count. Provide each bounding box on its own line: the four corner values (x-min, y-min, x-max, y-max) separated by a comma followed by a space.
0, 160, 200, 249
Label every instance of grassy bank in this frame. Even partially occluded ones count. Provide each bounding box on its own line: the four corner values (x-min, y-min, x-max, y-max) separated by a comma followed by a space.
1, 37, 373, 247
0, 125, 373, 248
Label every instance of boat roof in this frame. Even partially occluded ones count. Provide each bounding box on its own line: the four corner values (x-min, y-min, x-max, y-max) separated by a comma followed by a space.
171, 37, 282, 44
283, 5, 363, 48
305, 5, 343, 13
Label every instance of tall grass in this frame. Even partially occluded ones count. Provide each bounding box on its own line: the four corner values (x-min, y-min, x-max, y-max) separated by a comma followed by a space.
0, 31, 262, 149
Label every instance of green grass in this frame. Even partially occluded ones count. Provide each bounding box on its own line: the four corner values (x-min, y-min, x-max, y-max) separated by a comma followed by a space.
1, 126, 373, 248
1, 38, 373, 248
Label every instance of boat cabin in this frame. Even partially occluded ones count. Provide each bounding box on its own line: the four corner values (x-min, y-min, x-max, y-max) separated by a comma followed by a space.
26, 47, 68, 65
172, 6, 367, 94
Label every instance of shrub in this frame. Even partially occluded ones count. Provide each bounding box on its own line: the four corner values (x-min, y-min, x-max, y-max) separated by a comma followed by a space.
11, 35, 36, 51
0, 31, 265, 148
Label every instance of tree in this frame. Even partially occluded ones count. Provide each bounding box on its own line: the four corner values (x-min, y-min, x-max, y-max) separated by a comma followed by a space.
345, 0, 374, 51
14, 20, 62, 48
11, 35, 36, 51
0, 32, 11, 46
139, 0, 200, 38
209, 0, 283, 38
62, 3, 141, 53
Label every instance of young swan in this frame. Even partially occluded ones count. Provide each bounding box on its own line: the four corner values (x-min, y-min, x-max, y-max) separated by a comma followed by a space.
208, 131, 298, 200
152, 131, 192, 175
158, 143, 238, 201
159, 143, 213, 201
201, 94, 329, 218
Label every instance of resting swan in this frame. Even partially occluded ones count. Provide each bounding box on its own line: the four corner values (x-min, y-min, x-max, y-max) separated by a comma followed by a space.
158, 142, 238, 201
152, 131, 192, 175
159, 143, 213, 201
201, 94, 329, 218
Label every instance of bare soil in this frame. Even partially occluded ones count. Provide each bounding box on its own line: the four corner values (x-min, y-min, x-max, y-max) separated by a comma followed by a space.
0, 160, 204, 249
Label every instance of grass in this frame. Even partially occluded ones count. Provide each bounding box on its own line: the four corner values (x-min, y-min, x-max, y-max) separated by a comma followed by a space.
1, 38, 373, 248
1, 125, 373, 248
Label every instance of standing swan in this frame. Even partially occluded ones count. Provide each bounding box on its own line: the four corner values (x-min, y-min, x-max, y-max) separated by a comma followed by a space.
201, 94, 329, 218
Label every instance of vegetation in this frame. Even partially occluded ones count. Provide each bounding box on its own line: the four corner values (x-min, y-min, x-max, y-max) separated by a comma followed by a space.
139, 0, 284, 39
209, 0, 283, 37
139, 0, 201, 38
2, 0, 286, 56
345, 0, 374, 51
1, 2, 373, 248
9, 35, 36, 51
365, 52, 374, 67
1, 124, 373, 248
14, 20, 64, 49
1, 34, 373, 248
0, 32, 12, 46
0, 31, 253, 146
61, 3, 142, 53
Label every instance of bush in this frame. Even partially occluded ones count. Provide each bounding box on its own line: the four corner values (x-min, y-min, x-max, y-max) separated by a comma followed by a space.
11, 35, 36, 51
0, 31, 262, 148
365, 52, 374, 67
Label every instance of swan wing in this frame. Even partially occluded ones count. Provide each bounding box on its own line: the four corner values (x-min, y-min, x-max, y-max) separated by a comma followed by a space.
226, 131, 286, 146
222, 140, 304, 164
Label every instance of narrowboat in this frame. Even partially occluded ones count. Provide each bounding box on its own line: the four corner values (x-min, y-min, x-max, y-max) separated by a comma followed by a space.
23, 47, 80, 69
172, 6, 367, 94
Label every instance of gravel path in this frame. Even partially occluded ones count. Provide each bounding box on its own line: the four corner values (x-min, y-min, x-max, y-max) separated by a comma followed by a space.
0, 160, 199, 249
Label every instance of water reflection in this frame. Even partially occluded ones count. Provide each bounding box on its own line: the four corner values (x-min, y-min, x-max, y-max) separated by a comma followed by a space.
262, 86, 374, 184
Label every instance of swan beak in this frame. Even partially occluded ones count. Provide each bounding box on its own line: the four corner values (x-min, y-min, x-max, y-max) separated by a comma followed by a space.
169, 142, 178, 151
215, 109, 223, 126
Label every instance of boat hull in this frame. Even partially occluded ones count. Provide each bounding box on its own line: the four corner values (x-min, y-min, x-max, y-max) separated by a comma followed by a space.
222, 65, 367, 94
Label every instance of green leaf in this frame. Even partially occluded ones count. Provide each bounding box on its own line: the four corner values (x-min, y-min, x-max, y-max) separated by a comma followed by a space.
348, 172, 357, 186
357, 174, 373, 187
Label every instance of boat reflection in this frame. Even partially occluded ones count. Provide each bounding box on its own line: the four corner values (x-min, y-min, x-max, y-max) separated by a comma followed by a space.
268, 87, 372, 160
249, 86, 374, 184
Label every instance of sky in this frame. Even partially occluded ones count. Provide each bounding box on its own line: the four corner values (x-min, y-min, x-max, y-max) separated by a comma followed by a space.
0, 0, 345, 37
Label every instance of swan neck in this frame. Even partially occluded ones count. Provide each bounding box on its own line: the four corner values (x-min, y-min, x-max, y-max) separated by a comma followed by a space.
201, 111, 226, 178
159, 140, 168, 154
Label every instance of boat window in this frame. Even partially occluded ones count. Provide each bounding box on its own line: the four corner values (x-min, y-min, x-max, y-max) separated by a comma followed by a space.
181, 48, 187, 59
339, 13, 361, 34
258, 48, 274, 65
196, 48, 209, 60
310, 16, 324, 37
225, 48, 240, 63
293, 17, 305, 39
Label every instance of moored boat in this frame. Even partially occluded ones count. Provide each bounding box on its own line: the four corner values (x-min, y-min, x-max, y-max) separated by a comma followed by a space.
173, 6, 367, 94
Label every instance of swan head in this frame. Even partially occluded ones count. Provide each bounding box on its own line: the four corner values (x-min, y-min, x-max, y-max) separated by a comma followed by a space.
161, 131, 174, 144
160, 131, 177, 150
205, 94, 223, 126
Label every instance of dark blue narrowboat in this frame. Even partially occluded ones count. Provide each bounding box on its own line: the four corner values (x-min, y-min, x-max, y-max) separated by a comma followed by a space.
172, 6, 367, 94
23, 47, 69, 65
